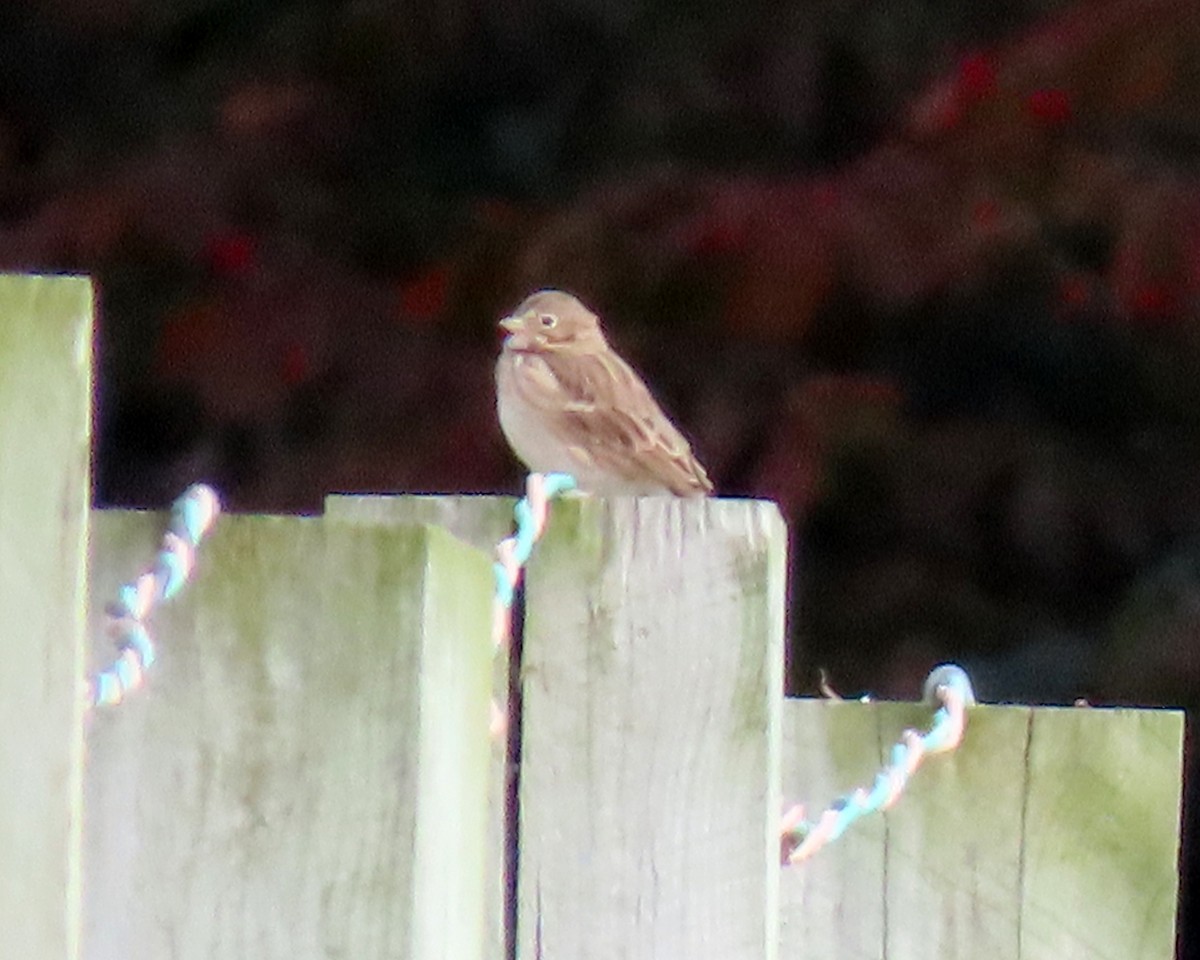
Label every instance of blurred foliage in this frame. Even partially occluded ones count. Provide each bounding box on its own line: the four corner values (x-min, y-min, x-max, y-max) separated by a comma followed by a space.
3, 0, 1200, 706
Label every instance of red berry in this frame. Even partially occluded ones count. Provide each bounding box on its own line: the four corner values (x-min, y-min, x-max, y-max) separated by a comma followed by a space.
958, 53, 997, 100
1025, 88, 1072, 127
971, 198, 1001, 229
1057, 275, 1090, 310
203, 232, 257, 276
399, 264, 450, 321
279, 340, 311, 386
1130, 282, 1176, 321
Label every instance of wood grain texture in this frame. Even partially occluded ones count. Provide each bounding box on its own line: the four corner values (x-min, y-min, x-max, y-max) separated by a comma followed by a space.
1020, 706, 1182, 960
84, 513, 493, 960
0, 274, 93, 960
881, 703, 1028, 960
779, 700, 888, 960
323, 493, 513, 960
518, 496, 787, 960
779, 700, 1182, 960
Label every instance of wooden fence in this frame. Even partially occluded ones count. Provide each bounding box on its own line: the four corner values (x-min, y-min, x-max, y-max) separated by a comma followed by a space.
0, 274, 1185, 959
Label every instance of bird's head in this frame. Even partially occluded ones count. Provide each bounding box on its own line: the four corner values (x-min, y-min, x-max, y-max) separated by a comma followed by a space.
499, 290, 608, 353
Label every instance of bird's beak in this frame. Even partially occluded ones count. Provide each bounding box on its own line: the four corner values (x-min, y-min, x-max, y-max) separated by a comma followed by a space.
499, 315, 524, 334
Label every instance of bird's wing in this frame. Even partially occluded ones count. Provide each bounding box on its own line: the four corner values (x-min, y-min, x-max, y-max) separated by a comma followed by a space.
516, 349, 713, 496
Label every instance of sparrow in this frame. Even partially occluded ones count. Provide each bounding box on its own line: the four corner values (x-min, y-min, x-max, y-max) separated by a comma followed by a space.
495, 289, 713, 496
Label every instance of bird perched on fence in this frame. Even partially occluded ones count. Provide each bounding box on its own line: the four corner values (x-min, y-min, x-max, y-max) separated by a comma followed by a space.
496, 289, 713, 496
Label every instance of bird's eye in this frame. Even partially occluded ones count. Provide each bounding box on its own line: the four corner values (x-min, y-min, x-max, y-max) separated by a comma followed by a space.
539, 314, 558, 329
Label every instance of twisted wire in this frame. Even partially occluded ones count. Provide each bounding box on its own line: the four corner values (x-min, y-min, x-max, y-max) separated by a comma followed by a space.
88, 483, 220, 708
489, 472, 577, 734
491, 472, 577, 649
781, 663, 976, 865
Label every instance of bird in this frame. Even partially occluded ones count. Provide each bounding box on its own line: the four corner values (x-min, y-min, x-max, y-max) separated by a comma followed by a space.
495, 289, 713, 496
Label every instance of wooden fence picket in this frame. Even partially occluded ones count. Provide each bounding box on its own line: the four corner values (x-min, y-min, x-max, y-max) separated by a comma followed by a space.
84, 513, 493, 960
778, 699, 1182, 960
0, 274, 93, 960
518, 496, 788, 960
325, 493, 514, 959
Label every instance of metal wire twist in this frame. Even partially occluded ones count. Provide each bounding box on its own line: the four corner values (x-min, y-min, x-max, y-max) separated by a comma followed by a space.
781, 663, 976, 865
88, 483, 220, 708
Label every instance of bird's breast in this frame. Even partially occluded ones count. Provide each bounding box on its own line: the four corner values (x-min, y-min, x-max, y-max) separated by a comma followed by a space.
496, 354, 575, 475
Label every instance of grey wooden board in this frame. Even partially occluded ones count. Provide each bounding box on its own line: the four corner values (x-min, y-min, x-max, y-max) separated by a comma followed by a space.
779, 700, 888, 960
0, 274, 93, 960
519, 497, 787, 960
323, 493, 512, 960
325, 493, 515, 555
84, 512, 493, 960
1020, 706, 1182, 960
881, 703, 1028, 960
779, 700, 1182, 960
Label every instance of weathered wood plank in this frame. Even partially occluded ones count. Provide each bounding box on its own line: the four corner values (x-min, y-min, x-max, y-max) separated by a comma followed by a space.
518, 497, 787, 960
778, 700, 1182, 960
1020, 706, 1182, 960
84, 513, 493, 960
882, 703, 1028, 960
779, 699, 888, 959
324, 493, 513, 960
0, 274, 93, 960
325, 493, 514, 555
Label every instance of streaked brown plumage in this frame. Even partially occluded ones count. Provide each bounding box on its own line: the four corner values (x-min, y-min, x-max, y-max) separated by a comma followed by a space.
496, 290, 713, 496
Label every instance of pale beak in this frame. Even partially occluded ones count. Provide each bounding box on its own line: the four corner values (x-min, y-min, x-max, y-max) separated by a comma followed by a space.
499, 315, 524, 334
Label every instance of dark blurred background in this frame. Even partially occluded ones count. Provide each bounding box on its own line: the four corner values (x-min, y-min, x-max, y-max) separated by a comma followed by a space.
3, 0, 1198, 951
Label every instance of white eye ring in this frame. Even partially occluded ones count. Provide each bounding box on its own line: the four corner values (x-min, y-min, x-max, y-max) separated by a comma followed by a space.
539, 313, 558, 328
